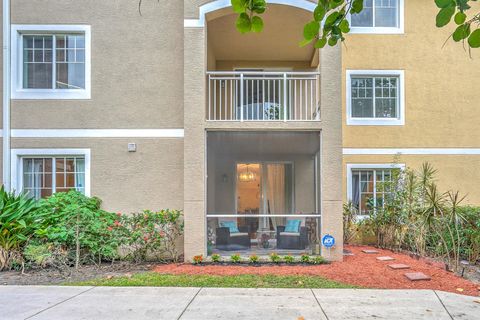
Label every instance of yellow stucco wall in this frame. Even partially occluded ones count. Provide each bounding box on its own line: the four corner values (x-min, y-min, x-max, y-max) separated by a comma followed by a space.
343, 154, 480, 205
343, 0, 480, 148
342, 0, 480, 205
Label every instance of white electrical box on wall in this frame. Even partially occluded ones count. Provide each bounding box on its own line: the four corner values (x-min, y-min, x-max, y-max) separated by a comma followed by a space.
127, 143, 137, 152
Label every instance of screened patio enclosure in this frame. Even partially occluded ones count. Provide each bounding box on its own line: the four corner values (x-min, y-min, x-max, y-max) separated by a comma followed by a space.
206, 131, 321, 255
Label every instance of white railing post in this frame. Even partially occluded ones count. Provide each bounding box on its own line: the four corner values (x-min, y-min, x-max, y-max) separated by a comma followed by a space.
240, 73, 244, 122
206, 71, 320, 122
208, 74, 211, 120
283, 73, 288, 122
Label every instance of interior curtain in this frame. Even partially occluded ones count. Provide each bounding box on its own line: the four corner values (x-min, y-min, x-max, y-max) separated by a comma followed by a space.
75, 158, 85, 194
266, 164, 286, 230
32, 159, 42, 200
352, 172, 360, 209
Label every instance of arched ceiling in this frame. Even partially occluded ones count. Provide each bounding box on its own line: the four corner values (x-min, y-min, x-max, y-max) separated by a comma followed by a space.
207, 4, 315, 62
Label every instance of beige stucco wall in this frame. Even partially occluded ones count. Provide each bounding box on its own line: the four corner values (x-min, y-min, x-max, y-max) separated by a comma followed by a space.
183, 25, 207, 261
214, 60, 313, 71
10, 0, 184, 129
11, 138, 184, 213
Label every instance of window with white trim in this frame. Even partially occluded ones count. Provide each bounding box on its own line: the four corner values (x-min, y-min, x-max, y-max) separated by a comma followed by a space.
350, 168, 394, 215
12, 25, 91, 99
21, 156, 85, 199
346, 70, 404, 125
350, 0, 403, 33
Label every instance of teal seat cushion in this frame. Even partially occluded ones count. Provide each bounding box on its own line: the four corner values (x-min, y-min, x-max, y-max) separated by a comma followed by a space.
220, 221, 239, 233
284, 219, 301, 233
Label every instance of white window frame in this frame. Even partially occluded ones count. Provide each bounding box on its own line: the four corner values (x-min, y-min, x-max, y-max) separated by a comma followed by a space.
11, 25, 91, 100
348, 0, 404, 34
11, 148, 91, 196
346, 70, 405, 126
346, 163, 405, 219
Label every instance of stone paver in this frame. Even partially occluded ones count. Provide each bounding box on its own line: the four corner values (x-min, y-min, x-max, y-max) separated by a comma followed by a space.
389, 264, 411, 270
405, 272, 432, 281
376, 256, 395, 261
1, 286, 478, 320
362, 249, 379, 254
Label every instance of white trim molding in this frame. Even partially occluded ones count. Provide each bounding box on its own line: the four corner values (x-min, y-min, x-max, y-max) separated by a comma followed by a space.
0, 129, 185, 138
11, 24, 91, 100
344, 148, 480, 155
348, 0, 404, 34
11, 148, 91, 196
9, 129, 185, 138
185, 0, 316, 28
346, 69, 405, 126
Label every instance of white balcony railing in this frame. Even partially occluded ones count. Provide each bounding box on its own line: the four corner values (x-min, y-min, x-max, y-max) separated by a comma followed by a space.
207, 71, 320, 121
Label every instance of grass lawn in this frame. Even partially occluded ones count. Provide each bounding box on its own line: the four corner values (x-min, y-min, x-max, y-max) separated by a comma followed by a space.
66, 272, 357, 289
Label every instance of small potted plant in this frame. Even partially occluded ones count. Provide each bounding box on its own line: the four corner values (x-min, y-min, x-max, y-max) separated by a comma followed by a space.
192, 255, 203, 265
211, 253, 221, 263
260, 233, 270, 249
300, 254, 311, 264
270, 252, 281, 264
284, 255, 295, 264
249, 254, 259, 264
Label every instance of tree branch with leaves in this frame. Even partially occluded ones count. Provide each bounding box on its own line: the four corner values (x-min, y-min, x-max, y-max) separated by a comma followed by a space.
230, 0, 480, 50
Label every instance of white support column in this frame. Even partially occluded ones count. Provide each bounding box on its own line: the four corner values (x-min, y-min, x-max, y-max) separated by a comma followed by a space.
3, 0, 11, 191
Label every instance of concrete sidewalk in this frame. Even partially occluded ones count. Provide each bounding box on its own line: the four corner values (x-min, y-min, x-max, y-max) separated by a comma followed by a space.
1, 286, 479, 320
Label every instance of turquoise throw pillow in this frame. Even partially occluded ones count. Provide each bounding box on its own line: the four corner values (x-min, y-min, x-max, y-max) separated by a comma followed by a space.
284, 219, 301, 233
220, 221, 239, 233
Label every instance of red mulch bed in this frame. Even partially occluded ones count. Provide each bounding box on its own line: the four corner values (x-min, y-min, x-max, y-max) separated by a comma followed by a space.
153, 245, 480, 297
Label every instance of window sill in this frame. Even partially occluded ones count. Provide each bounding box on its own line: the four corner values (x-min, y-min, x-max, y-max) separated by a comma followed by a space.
349, 27, 404, 35
11, 89, 91, 100
347, 118, 404, 126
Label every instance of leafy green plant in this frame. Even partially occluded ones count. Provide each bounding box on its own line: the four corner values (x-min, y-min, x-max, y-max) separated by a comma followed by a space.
249, 254, 259, 264
35, 191, 125, 268
343, 202, 359, 244
230, 254, 241, 263
283, 255, 295, 264
310, 256, 327, 265
269, 252, 281, 264
231, 0, 266, 34
229, 0, 480, 50
192, 255, 203, 265
300, 254, 310, 264
0, 186, 41, 271
120, 209, 183, 263
211, 253, 221, 263
23, 242, 53, 268
355, 162, 480, 272
434, 0, 480, 49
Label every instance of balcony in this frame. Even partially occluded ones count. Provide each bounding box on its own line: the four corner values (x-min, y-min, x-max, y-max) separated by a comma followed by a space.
207, 71, 320, 122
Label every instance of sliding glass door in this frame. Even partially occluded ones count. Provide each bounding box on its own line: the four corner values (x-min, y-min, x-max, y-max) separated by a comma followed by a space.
236, 162, 293, 231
